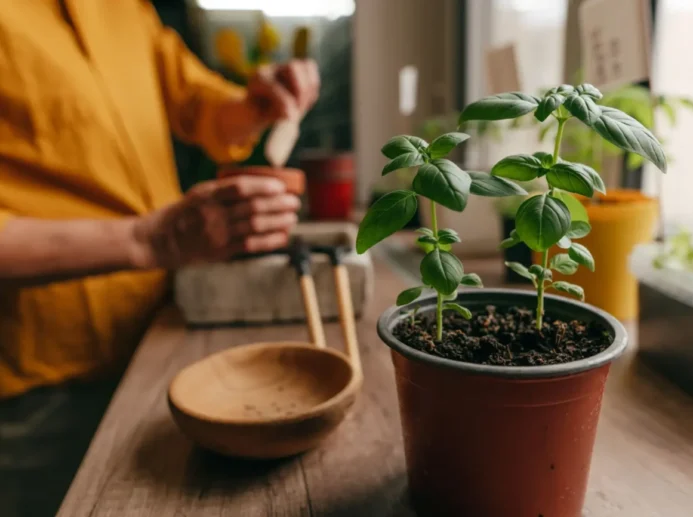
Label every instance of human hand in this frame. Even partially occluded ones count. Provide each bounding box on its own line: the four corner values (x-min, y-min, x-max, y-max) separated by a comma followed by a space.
217, 59, 320, 146
132, 176, 300, 269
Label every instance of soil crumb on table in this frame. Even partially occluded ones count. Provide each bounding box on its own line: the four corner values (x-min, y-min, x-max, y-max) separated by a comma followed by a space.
393, 305, 612, 366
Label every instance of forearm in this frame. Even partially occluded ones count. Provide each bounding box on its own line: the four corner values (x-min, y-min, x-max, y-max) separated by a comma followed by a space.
0, 217, 150, 287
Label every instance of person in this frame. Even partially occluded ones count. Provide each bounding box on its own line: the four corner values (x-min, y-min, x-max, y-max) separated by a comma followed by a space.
0, 1, 319, 515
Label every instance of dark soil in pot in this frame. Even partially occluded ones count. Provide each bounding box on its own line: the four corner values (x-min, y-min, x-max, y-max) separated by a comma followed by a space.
394, 305, 612, 366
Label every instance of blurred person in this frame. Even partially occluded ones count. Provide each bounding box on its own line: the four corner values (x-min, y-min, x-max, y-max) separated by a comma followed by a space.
0, 1, 319, 515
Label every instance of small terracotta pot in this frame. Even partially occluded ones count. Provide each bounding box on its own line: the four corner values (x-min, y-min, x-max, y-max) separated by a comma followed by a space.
219, 166, 306, 196
534, 189, 658, 321
299, 152, 354, 220
378, 289, 627, 517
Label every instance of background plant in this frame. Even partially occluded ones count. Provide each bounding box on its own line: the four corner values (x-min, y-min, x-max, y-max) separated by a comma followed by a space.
654, 228, 693, 271
356, 133, 527, 340
460, 84, 667, 330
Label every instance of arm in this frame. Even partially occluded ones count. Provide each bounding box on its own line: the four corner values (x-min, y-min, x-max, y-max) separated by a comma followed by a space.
0, 216, 143, 287
138, 1, 320, 163
138, 0, 258, 163
0, 176, 300, 288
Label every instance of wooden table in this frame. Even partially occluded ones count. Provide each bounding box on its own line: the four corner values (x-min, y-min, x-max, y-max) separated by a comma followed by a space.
58, 253, 693, 517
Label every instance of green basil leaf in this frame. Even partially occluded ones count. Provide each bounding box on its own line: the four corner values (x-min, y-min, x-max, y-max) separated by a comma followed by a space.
438, 228, 462, 245
428, 132, 470, 159
469, 171, 528, 197
552, 190, 589, 223
356, 190, 418, 253
382, 152, 425, 176
500, 229, 521, 249
534, 151, 554, 170
591, 107, 667, 173
443, 303, 473, 320
557, 236, 572, 249
460, 273, 483, 287
552, 84, 576, 95
381, 135, 428, 159
459, 92, 541, 123
417, 240, 452, 254
576, 83, 602, 100
573, 163, 606, 194
569, 242, 595, 272
564, 93, 602, 126
442, 291, 458, 302
416, 228, 435, 238
546, 162, 595, 197
535, 93, 567, 122
491, 154, 543, 181
566, 221, 592, 239
515, 193, 571, 252
505, 261, 536, 282
396, 286, 424, 306
417, 235, 438, 246
438, 228, 460, 240
413, 159, 471, 212
528, 265, 552, 282
420, 248, 465, 295
550, 253, 579, 275
551, 281, 585, 301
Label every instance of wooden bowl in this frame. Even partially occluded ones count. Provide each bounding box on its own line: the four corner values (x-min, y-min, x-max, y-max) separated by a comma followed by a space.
168, 341, 362, 459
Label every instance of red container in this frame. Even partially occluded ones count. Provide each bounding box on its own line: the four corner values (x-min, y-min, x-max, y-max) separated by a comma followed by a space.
378, 289, 628, 517
299, 152, 354, 220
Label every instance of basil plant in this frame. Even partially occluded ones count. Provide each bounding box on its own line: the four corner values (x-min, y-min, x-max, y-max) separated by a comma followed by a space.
461, 84, 667, 330
356, 133, 527, 340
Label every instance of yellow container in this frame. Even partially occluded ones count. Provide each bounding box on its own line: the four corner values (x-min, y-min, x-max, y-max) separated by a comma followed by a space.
536, 189, 658, 322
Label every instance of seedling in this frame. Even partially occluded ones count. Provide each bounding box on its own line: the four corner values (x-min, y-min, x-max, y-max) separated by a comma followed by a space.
460, 84, 667, 330
356, 133, 527, 340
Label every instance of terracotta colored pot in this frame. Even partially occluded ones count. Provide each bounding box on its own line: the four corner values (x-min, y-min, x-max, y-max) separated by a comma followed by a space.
299, 152, 354, 220
534, 189, 658, 321
218, 166, 306, 196
378, 289, 628, 517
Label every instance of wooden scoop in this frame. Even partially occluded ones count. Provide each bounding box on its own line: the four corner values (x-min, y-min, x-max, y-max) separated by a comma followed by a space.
264, 68, 304, 168
168, 242, 362, 459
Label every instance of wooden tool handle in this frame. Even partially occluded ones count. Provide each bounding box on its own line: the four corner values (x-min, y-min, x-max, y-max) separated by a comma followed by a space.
299, 274, 326, 349
333, 264, 362, 378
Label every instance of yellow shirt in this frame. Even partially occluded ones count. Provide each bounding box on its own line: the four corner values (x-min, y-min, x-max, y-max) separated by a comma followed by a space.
0, 0, 255, 398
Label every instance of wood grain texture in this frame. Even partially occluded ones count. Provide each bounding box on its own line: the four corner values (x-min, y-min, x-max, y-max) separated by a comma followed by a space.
168, 340, 360, 459
58, 253, 693, 517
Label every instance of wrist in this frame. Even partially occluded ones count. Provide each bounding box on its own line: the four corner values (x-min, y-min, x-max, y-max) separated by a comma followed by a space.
126, 216, 159, 271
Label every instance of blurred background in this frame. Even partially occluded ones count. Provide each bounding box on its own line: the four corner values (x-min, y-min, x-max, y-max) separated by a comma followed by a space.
156, 0, 693, 245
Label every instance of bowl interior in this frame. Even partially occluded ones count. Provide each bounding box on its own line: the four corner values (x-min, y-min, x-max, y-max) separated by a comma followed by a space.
169, 342, 355, 424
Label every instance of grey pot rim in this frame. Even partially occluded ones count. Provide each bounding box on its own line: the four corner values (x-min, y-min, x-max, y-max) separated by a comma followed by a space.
377, 288, 628, 380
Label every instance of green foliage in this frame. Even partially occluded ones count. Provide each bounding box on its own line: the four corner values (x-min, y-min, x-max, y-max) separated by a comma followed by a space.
356, 190, 418, 254
413, 160, 471, 211
396, 286, 424, 306
514, 193, 571, 252
462, 83, 668, 329
443, 303, 472, 320
357, 130, 522, 341
420, 248, 465, 295
653, 228, 693, 271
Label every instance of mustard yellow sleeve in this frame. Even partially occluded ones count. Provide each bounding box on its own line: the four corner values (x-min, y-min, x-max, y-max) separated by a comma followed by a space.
139, 1, 259, 163
0, 210, 13, 233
